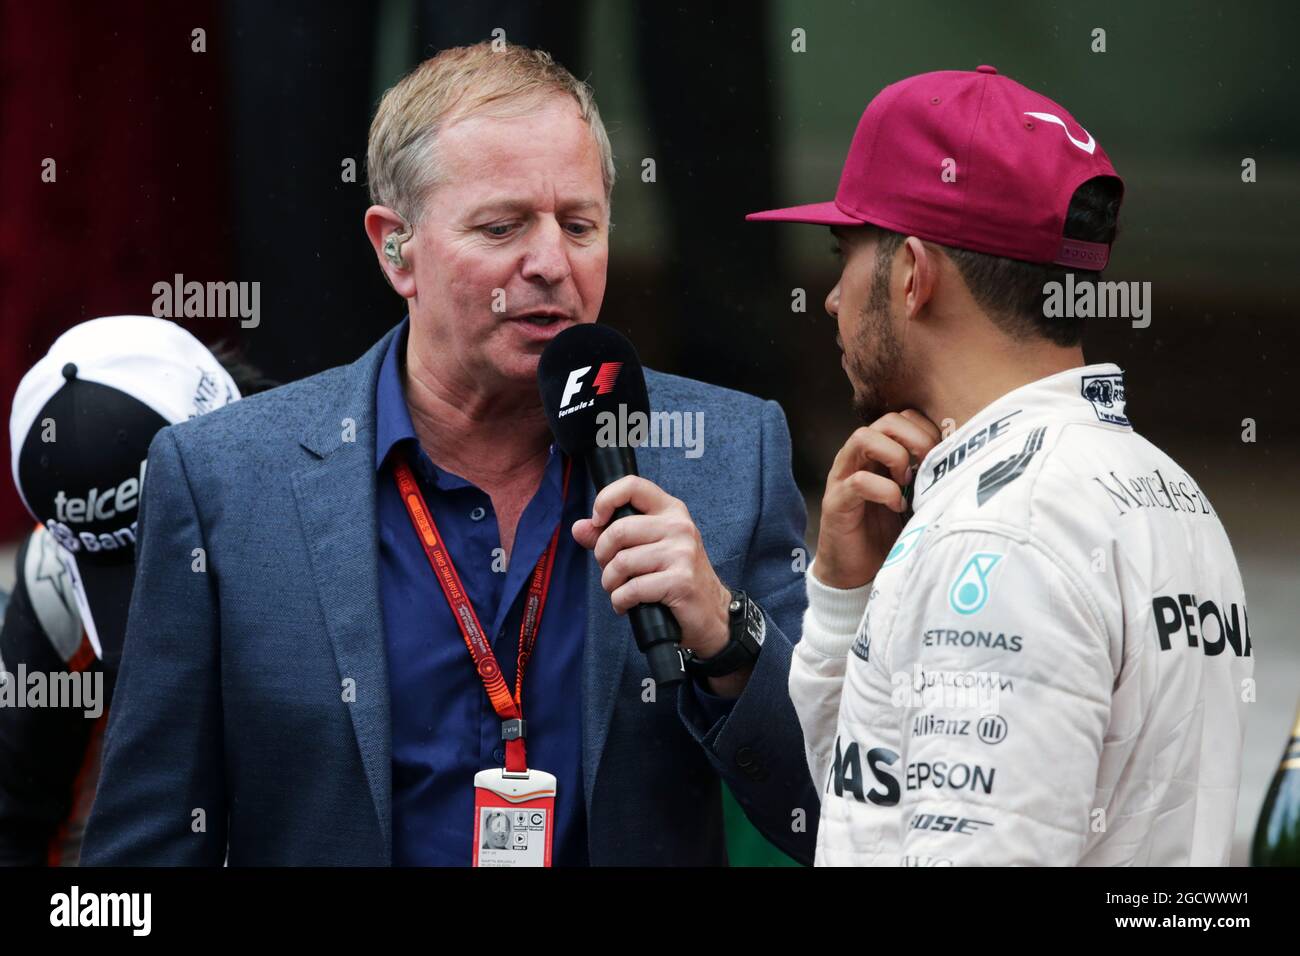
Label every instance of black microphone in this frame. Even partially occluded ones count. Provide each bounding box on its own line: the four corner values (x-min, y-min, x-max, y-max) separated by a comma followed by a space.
538, 323, 686, 687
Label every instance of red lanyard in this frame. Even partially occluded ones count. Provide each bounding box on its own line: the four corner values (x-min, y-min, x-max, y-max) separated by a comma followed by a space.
392, 452, 572, 773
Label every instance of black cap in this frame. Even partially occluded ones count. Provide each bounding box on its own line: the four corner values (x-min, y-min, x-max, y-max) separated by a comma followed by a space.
9, 315, 242, 669
15, 379, 167, 667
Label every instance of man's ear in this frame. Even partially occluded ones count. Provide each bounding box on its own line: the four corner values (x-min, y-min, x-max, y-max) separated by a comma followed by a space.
901, 235, 938, 321
364, 205, 417, 298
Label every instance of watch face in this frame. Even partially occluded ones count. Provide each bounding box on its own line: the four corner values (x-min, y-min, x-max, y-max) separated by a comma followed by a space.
733, 595, 759, 655
743, 599, 765, 647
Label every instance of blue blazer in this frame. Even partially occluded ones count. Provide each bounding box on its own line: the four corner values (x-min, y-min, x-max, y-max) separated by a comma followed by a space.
82, 325, 819, 865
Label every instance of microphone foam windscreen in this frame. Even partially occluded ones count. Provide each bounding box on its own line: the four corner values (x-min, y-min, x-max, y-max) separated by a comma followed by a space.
538, 323, 649, 457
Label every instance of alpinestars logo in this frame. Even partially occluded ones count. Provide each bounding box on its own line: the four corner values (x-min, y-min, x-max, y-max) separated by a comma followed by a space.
851, 614, 872, 663
32, 529, 77, 620
976, 427, 1045, 505
558, 362, 623, 415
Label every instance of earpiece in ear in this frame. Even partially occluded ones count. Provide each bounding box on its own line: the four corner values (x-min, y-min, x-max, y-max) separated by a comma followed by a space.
383, 224, 413, 269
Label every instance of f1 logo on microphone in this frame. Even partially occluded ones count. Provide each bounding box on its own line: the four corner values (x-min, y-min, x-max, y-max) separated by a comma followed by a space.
559, 362, 622, 408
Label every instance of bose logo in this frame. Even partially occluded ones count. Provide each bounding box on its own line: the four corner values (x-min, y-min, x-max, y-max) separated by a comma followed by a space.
1024, 111, 1096, 155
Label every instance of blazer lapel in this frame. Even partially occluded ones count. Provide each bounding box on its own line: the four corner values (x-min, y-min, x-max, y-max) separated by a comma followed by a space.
290, 328, 399, 860
581, 440, 664, 809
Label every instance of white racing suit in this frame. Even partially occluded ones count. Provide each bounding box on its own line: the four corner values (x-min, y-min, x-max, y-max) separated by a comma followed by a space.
790, 364, 1253, 865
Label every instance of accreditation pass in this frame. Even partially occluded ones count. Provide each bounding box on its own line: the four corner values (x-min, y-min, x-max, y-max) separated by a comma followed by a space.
472, 768, 557, 867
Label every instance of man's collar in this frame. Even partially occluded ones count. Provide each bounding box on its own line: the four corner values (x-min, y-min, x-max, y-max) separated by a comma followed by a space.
374, 316, 569, 494
374, 317, 418, 473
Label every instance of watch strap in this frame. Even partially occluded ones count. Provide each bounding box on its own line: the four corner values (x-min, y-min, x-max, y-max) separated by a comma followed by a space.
684, 589, 765, 679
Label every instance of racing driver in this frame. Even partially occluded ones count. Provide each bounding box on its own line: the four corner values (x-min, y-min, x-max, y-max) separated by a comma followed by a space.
749, 66, 1254, 865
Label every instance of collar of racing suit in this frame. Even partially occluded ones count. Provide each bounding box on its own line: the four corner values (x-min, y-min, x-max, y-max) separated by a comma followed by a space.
910, 362, 1130, 513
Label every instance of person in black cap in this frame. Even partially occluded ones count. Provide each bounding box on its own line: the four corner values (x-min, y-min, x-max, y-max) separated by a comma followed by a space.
0, 316, 261, 865
8, 316, 244, 670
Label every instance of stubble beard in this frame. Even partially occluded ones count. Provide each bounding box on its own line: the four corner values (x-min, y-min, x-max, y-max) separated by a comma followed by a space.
848, 282, 906, 425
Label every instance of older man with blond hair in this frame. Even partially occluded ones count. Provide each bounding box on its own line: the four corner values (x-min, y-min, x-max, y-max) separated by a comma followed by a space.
82, 44, 817, 866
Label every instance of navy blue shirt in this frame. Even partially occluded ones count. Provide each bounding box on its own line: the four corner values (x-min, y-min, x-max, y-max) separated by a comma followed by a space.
375, 321, 590, 866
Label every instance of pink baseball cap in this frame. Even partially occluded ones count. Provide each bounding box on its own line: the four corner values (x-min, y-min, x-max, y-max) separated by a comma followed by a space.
747, 65, 1123, 269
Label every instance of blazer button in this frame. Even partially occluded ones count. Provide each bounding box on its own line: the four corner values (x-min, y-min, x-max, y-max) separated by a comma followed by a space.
736, 746, 755, 769
493, 747, 504, 763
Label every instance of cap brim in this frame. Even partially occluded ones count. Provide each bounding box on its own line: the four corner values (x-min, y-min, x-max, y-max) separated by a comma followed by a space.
745, 200, 865, 226
60, 549, 135, 672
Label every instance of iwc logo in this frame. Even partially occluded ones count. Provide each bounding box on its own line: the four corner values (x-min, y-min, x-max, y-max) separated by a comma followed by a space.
1081, 373, 1130, 426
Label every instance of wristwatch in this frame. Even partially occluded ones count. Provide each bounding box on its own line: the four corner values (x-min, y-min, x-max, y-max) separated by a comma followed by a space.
684, 588, 766, 679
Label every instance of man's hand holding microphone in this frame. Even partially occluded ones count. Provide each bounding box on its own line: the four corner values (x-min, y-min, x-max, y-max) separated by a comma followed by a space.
538, 324, 759, 699
572, 477, 741, 695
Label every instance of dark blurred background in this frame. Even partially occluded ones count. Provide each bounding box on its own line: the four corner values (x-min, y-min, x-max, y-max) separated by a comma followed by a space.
2, 0, 1296, 862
